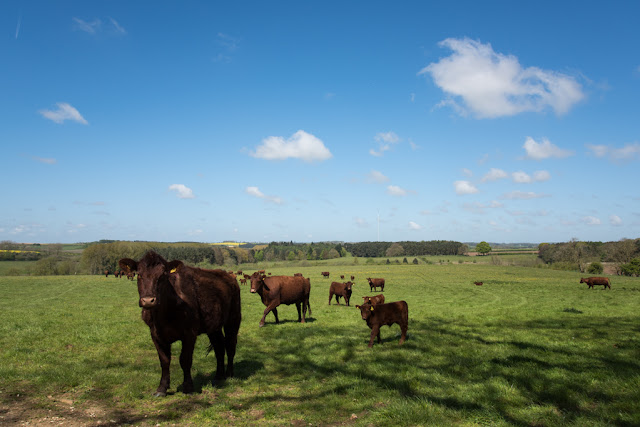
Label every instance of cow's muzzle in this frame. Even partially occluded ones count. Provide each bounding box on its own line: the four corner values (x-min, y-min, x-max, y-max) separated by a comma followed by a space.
139, 297, 158, 308
250, 289, 256, 293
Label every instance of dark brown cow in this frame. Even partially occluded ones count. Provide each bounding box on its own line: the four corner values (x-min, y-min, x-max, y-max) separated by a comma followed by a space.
474, 281, 483, 286
237, 270, 243, 276
367, 277, 385, 292
351, 275, 355, 281
104, 270, 110, 277
321, 271, 330, 278
119, 251, 241, 397
127, 271, 135, 280
355, 301, 408, 348
294, 273, 303, 277
239, 278, 247, 285
340, 275, 345, 279
580, 277, 611, 289
249, 273, 311, 327
362, 294, 385, 305
328, 281, 354, 306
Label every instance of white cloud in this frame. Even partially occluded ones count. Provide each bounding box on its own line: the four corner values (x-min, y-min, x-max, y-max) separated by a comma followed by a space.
33, 156, 57, 164
168, 184, 195, 199
523, 137, 573, 160
462, 168, 473, 177
73, 17, 101, 33
354, 217, 368, 227
610, 214, 623, 226
408, 221, 423, 230
39, 103, 88, 125
250, 130, 332, 162
367, 170, 390, 184
586, 142, 640, 161
533, 170, 551, 182
512, 171, 532, 183
454, 180, 479, 195
463, 200, 503, 214
245, 186, 283, 205
482, 168, 508, 182
387, 185, 407, 196
419, 37, 584, 118
583, 216, 601, 226
501, 191, 547, 200
108, 17, 126, 35
370, 131, 401, 156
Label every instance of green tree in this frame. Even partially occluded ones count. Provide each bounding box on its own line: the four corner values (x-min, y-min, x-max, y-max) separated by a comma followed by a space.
475, 241, 492, 256
587, 262, 603, 274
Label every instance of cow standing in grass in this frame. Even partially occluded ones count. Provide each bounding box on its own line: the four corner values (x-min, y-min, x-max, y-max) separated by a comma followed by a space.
367, 277, 385, 292
328, 281, 354, 306
580, 277, 611, 289
249, 273, 311, 327
355, 301, 408, 348
119, 251, 241, 397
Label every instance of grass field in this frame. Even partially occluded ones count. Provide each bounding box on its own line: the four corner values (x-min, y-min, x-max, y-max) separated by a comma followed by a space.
1, 263, 639, 425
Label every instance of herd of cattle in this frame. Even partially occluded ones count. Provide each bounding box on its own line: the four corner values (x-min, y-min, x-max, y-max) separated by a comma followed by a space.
115, 250, 611, 397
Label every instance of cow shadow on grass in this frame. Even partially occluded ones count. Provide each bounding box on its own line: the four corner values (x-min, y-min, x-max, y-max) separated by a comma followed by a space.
188, 360, 264, 393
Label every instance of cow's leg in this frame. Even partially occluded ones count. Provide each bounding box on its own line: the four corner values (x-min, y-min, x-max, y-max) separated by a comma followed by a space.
179, 336, 196, 394
223, 324, 239, 378
296, 302, 303, 322
399, 324, 407, 345
152, 338, 172, 397
302, 298, 308, 320
328, 292, 333, 305
208, 330, 226, 381
260, 301, 279, 326
368, 326, 380, 348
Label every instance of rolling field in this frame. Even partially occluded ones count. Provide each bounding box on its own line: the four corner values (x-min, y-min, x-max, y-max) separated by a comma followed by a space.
1, 264, 639, 425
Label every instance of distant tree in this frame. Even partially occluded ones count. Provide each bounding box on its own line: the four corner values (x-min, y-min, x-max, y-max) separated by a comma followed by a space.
475, 241, 492, 256
402, 257, 408, 264
587, 262, 603, 274
386, 243, 404, 257
412, 258, 419, 264
620, 258, 640, 277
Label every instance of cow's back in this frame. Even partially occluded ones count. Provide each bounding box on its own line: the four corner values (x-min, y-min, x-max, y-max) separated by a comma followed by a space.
265, 276, 308, 304
373, 301, 408, 327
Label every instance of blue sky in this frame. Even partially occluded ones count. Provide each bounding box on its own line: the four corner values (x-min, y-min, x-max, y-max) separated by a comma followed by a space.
2, 1, 639, 244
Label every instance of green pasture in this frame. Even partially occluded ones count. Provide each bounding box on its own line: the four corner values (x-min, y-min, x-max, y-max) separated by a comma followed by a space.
1, 264, 639, 425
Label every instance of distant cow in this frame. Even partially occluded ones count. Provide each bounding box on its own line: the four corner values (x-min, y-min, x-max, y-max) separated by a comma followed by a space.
351, 275, 355, 281
329, 281, 354, 306
355, 301, 408, 348
362, 294, 385, 305
474, 281, 483, 286
340, 275, 345, 279
321, 271, 330, 278
367, 278, 385, 292
239, 278, 247, 285
249, 273, 311, 327
119, 251, 241, 397
104, 270, 110, 277
294, 273, 303, 277
580, 277, 611, 289
127, 271, 135, 280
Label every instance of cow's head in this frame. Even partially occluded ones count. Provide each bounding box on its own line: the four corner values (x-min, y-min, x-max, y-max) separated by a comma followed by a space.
579, 278, 586, 283
355, 303, 374, 321
119, 251, 182, 309
345, 281, 354, 292
249, 272, 266, 294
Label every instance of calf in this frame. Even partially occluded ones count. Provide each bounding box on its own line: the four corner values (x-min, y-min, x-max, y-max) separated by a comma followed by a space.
328, 281, 354, 306
367, 277, 385, 292
249, 273, 311, 327
474, 281, 483, 286
321, 271, 330, 278
355, 301, 408, 348
580, 277, 611, 289
362, 294, 385, 305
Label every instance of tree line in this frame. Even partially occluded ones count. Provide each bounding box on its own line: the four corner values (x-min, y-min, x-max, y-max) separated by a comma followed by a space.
343, 240, 467, 258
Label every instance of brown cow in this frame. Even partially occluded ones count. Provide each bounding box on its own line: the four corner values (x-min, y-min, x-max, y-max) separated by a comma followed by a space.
580, 277, 611, 289
328, 281, 354, 306
474, 281, 483, 286
340, 275, 345, 279
104, 270, 110, 277
321, 271, 330, 278
127, 271, 135, 280
367, 277, 385, 292
351, 275, 355, 281
362, 294, 385, 305
239, 278, 247, 285
355, 301, 408, 348
119, 251, 241, 397
249, 273, 311, 327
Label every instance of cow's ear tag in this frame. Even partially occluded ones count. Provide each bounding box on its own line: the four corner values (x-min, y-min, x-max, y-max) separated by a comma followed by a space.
170, 268, 177, 273
370, 306, 374, 311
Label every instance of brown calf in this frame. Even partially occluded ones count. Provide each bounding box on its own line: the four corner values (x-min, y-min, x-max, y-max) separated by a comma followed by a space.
362, 294, 385, 305
328, 281, 354, 306
355, 301, 408, 348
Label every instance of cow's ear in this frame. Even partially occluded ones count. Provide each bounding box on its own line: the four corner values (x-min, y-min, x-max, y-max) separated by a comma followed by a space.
166, 260, 183, 274
355, 305, 361, 309
119, 258, 137, 272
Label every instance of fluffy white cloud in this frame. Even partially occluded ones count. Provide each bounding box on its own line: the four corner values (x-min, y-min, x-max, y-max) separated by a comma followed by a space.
354, 217, 368, 227
523, 137, 573, 160
168, 184, 195, 199
533, 170, 551, 182
245, 186, 283, 205
250, 130, 332, 162
370, 131, 401, 156
512, 171, 532, 183
586, 143, 640, 161
482, 168, 508, 182
408, 221, 423, 230
610, 214, 623, 226
454, 180, 479, 195
387, 185, 407, 196
39, 103, 88, 125
419, 38, 584, 118
367, 170, 390, 183
583, 216, 601, 225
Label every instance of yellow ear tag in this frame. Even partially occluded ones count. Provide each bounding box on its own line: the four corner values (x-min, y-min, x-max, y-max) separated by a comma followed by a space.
170, 268, 177, 273
370, 306, 374, 311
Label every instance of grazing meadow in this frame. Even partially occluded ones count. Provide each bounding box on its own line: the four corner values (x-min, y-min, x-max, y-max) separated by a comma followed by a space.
1, 262, 639, 425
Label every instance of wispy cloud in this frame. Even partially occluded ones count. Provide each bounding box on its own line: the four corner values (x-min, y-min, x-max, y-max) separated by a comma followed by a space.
39, 103, 88, 125
583, 216, 601, 226
214, 33, 240, 62
420, 37, 585, 118
354, 217, 369, 227
501, 191, 548, 200
523, 137, 573, 160
367, 170, 389, 184
453, 180, 479, 195
387, 185, 407, 196
168, 184, 195, 199
408, 221, 423, 230
586, 142, 640, 162
482, 168, 508, 182
73, 17, 126, 35
512, 170, 551, 183
250, 130, 332, 162
32, 156, 57, 164
370, 131, 400, 157
610, 214, 623, 226
245, 186, 283, 205
463, 200, 503, 214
